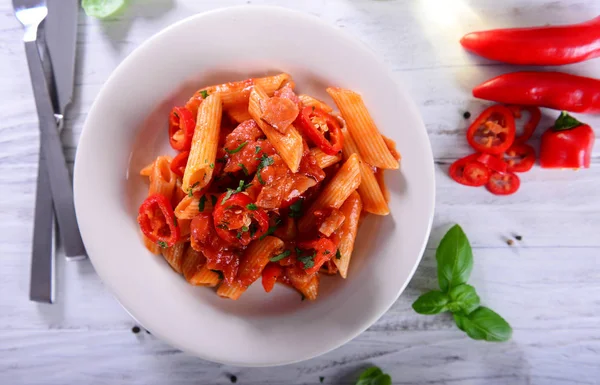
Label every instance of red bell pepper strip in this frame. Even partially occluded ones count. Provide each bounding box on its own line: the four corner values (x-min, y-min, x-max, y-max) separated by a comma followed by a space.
213, 191, 269, 245
507, 105, 541, 144
261, 263, 283, 293
505, 143, 536, 173
477, 153, 508, 173
168, 107, 196, 151
170, 150, 189, 177
296, 238, 337, 275
297, 106, 344, 156
486, 171, 520, 195
473, 72, 600, 114
466, 105, 516, 155
540, 112, 595, 169
138, 194, 180, 247
460, 16, 600, 66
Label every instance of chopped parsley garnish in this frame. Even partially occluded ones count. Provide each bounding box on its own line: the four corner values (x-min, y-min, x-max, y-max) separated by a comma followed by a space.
210, 195, 217, 207
236, 231, 243, 239
336, 249, 342, 259
298, 252, 316, 269
246, 203, 258, 210
259, 217, 282, 240
270, 250, 291, 262
225, 141, 248, 154
198, 195, 207, 212
199, 90, 209, 99
241, 226, 249, 232
238, 163, 249, 176
209, 163, 215, 169
157, 241, 167, 248
256, 153, 274, 185
255, 146, 261, 154
288, 199, 303, 218
221, 180, 252, 204
210, 269, 224, 280
188, 181, 200, 197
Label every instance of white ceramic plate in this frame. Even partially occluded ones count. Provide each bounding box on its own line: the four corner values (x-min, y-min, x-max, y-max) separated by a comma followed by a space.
74, 6, 435, 367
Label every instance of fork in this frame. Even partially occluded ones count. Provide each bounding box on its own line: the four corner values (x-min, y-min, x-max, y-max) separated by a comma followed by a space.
13, 0, 86, 258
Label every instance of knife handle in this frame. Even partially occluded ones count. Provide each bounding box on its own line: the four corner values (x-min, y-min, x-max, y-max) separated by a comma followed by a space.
24, 40, 86, 258
30, 152, 55, 303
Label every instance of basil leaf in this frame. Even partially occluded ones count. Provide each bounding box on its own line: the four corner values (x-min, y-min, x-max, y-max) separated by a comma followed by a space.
436, 224, 473, 292
412, 291, 450, 315
82, 0, 126, 19
356, 367, 392, 385
553, 111, 583, 132
447, 284, 480, 314
371, 374, 392, 385
225, 141, 248, 154
453, 307, 512, 342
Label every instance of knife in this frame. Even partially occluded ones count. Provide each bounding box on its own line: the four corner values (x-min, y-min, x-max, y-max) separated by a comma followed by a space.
29, 0, 82, 303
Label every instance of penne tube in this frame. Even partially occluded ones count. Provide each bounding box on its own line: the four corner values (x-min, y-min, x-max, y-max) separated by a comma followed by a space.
182, 93, 222, 192
327, 87, 399, 169
143, 235, 162, 255
287, 269, 320, 301
298, 94, 333, 113
161, 241, 187, 274
174, 193, 218, 219
310, 147, 342, 169
186, 73, 291, 114
318, 209, 346, 237
139, 161, 154, 177
382, 134, 401, 161
248, 85, 303, 172
182, 248, 221, 287
333, 191, 362, 278
216, 280, 246, 300
172, 178, 188, 208
227, 103, 253, 123
341, 125, 389, 215
238, 236, 285, 285
298, 154, 361, 233
148, 156, 176, 201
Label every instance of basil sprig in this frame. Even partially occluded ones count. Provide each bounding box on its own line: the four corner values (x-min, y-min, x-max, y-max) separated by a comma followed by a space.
355, 366, 391, 385
412, 224, 512, 342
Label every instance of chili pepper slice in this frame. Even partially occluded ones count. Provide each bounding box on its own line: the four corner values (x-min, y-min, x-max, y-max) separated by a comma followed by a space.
213, 192, 269, 246
466, 105, 516, 155
170, 151, 189, 177
261, 262, 283, 293
168, 107, 196, 151
138, 194, 180, 247
296, 238, 337, 275
463, 161, 491, 186
297, 106, 343, 156
449, 153, 488, 187
477, 153, 508, 173
540, 112, 595, 169
507, 105, 541, 144
505, 143, 536, 173
486, 171, 520, 195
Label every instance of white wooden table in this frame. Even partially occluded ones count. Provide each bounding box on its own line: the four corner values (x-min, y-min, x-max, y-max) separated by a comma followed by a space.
1, 1, 599, 384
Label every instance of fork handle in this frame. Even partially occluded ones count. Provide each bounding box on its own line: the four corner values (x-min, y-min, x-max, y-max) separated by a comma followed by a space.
24, 40, 86, 258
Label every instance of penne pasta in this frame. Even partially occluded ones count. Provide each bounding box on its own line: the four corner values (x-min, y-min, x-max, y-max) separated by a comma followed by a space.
182, 248, 221, 287
186, 73, 291, 114
143, 235, 162, 255
341, 125, 389, 215
216, 280, 246, 300
382, 134, 401, 161
162, 241, 187, 274
227, 103, 253, 123
139, 161, 154, 177
183, 93, 222, 192
333, 191, 363, 278
174, 193, 218, 219
287, 268, 320, 301
310, 147, 342, 169
148, 156, 176, 201
298, 94, 333, 113
318, 209, 346, 237
172, 178, 188, 207
327, 87, 399, 169
248, 85, 303, 172
238, 236, 285, 285
298, 154, 361, 233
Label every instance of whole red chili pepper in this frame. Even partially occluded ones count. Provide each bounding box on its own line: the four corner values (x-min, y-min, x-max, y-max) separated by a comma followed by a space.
461, 16, 600, 66
473, 72, 600, 114
540, 112, 595, 169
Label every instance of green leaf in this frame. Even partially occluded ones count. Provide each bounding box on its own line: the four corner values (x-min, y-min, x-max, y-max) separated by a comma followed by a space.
246, 203, 258, 211
447, 284, 480, 314
436, 224, 473, 292
371, 374, 392, 385
198, 195, 207, 212
412, 291, 450, 315
356, 367, 391, 385
453, 307, 512, 342
288, 199, 303, 218
200, 90, 209, 99
157, 241, 167, 248
553, 111, 583, 132
270, 250, 291, 262
238, 163, 249, 176
82, 0, 127, 19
